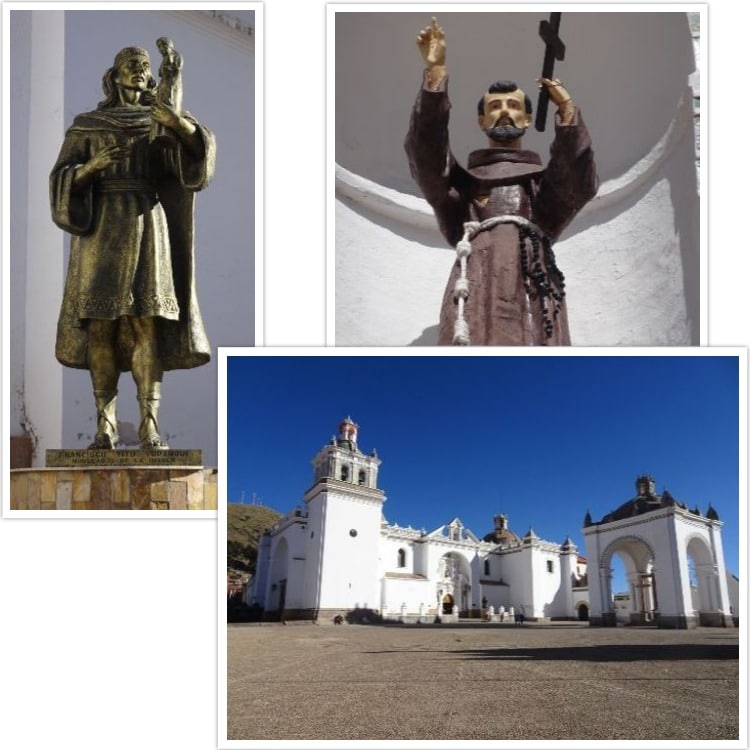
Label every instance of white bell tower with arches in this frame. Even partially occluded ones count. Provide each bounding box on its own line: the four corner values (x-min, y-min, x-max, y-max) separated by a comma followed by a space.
302, 417, 385, 619
584, 476, 733, 629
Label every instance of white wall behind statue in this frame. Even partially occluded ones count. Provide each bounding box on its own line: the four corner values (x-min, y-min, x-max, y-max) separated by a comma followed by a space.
9, 9, 255, 464
334, 11, 699, 346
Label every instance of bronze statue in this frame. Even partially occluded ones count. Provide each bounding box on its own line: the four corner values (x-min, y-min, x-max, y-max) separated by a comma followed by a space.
50, 42, 216, 450
404, 17, 598, 345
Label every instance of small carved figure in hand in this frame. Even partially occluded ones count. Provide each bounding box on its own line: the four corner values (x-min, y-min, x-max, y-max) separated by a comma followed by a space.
151, 36, 183, 145
50, 44, 215, 451
405, 17, 598, 346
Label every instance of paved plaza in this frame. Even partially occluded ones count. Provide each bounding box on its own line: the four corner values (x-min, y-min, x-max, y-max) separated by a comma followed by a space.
227, 621, 740, 741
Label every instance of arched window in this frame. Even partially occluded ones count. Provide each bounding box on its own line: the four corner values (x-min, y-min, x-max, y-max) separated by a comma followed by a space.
340, 465, 349, 481
397, 548, 406, 568
358, 469, 366, 486
484, 559, 490, 576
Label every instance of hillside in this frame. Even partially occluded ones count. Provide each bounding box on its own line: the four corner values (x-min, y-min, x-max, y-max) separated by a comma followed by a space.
227, 503, 282, 581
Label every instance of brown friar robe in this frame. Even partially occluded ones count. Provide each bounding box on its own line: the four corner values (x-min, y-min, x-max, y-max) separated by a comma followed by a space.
50, 105, 216, 371
405, 73, 598, 345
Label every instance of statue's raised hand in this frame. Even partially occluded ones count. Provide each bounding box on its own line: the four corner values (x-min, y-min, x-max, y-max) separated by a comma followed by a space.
537, 77, 576, 124
537, 77, 572, 106
151, 101, 181, 131
416, 17, 446, 68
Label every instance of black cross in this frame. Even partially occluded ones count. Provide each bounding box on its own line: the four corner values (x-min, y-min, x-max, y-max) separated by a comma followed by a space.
535, 13, 565, 132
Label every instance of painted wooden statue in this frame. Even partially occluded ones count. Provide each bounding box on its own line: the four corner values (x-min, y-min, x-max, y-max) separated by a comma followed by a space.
405, 16, 598, 346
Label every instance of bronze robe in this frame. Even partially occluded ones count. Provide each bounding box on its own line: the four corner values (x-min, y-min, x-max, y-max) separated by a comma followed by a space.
50, 106, 216, 370
405, 74, 598, 345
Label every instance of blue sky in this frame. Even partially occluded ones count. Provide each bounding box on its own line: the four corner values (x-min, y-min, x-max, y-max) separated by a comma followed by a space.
226, 352, 742, 588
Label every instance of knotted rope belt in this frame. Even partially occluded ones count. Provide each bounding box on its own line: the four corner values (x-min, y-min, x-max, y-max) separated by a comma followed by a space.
452, 216, 566, 345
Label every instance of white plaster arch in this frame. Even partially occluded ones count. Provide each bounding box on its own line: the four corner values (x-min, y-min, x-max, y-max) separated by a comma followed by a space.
684, 532, 714, 563
438, 549, 473, 575
685, 534, 721, 616
599, 534, 656, 573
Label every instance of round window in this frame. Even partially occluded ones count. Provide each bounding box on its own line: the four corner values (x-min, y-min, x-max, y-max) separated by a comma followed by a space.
349, 529, 358, 537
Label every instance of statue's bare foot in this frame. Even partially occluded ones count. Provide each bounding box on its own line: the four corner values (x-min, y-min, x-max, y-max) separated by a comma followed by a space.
138, 407, 168, 451
140, 436, 170, 451
88, 432, 117, 450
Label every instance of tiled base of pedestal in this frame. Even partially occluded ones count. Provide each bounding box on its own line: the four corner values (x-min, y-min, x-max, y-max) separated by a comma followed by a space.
10, 466, 218, 511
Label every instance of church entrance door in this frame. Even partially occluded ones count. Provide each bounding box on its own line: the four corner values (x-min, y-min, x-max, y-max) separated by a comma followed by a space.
442, 593, 454, 615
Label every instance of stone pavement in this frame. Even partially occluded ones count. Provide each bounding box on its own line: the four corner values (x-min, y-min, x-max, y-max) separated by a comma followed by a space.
227, 621, 740, 741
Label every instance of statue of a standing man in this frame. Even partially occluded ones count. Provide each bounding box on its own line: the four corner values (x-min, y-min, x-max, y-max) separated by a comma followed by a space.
50, 43, 216, 450
405, 18, 598, 345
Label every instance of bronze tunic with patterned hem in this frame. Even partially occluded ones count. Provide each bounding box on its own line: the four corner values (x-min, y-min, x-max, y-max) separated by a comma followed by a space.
50, 105, 216, 370
405, 74, 598, 345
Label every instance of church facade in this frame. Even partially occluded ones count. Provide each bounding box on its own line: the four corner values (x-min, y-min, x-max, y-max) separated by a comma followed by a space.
249, 418, 590, 623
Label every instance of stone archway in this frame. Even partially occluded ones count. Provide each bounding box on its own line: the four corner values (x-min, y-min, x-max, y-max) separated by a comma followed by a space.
597, 535, 658, 626
577, 602, 589, 621
442, 593, 455, 615
686, 535, 724, 626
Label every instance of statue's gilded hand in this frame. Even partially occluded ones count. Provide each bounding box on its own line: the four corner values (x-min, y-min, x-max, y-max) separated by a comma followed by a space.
416, 16, 446, 68
151, 101, 182, 131
537, 77, 572, 106
87, 144, 128, 172
152, 101, 204, 157
538, 77, 576, 124
73, 144, 127, 188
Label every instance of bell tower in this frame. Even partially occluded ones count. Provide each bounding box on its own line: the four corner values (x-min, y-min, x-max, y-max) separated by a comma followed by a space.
310, 416, 381, 489
303, 418, 385, 619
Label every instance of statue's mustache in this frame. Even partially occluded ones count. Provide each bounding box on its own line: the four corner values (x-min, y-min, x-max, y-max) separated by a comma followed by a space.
484, 121, 527, 143
492, 114, 518, 127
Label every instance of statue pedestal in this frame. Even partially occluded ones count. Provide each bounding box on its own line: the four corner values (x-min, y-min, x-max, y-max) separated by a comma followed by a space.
10, 452, 217, 510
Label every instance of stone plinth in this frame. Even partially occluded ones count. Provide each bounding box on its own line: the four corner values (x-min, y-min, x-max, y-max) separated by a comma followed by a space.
699, 612, 735, 628
10, 466, 218, 511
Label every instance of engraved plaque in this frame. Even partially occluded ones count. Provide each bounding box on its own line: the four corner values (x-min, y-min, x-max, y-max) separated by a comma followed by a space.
46, 449, 203, 468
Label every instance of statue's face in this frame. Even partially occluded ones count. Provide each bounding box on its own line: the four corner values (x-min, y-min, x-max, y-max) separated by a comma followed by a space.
114, 53, 152, 92
478, 89, 531, 142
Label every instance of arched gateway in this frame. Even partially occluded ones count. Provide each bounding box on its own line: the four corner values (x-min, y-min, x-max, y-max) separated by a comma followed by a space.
583, 476, 733, 629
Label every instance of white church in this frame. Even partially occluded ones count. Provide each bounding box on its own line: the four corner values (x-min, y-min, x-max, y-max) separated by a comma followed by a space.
249, 418, 736, 629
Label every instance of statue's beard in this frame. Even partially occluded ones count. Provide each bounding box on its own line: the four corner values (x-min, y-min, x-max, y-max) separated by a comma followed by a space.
485, 123, 527, 143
